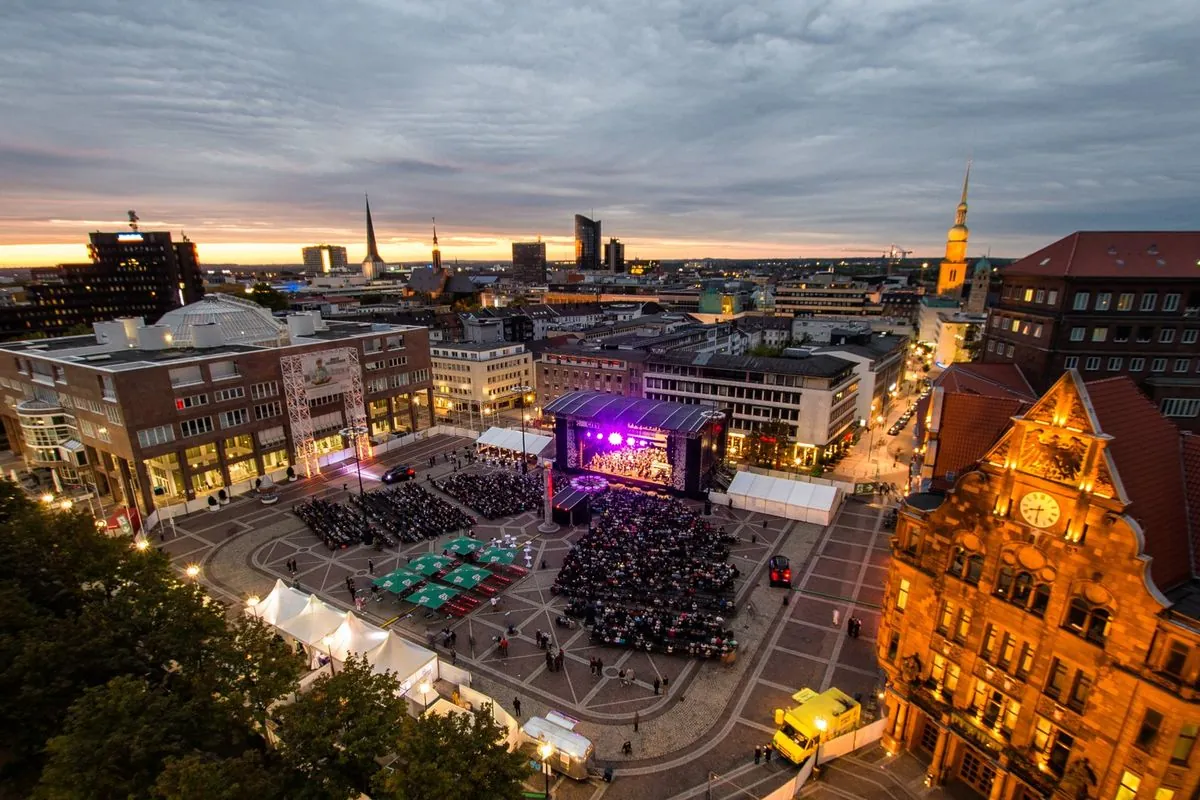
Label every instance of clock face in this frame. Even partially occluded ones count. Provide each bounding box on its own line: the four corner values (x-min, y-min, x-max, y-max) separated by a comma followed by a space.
1019, 491, 1061, 529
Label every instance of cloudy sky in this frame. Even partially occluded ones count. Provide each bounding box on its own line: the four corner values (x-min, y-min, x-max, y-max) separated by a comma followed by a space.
1, 0, 1198, 266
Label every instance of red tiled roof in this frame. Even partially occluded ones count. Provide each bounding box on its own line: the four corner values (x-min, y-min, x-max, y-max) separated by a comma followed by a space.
933, 363, 1037, 401
932, 394, 1025, 484
1181, 435, 1200, 578
1086, 377, 1192, 590
1004, 231, 1200, 279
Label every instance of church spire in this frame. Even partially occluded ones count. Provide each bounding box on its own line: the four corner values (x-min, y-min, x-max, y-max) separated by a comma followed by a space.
955, 160, 971, 226
364, 194, 383, 263
431, 216, 443, 272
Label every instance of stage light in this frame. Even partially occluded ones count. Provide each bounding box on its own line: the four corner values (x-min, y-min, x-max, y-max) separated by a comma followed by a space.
608, 432, 623, 446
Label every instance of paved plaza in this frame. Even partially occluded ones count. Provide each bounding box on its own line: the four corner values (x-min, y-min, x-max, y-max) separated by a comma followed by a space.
155, 422, 957, 799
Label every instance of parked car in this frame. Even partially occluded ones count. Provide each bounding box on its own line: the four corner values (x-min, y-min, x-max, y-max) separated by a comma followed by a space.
768, 555, 793, 588
381, 465, 416, 483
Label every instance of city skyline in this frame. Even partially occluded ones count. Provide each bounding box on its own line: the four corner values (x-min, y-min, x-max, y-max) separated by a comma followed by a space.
2, 0, 1198, 267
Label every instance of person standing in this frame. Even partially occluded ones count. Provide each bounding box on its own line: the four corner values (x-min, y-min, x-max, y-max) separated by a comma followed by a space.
513, 697, 522, 718
653, 677, 661, 695
661, 675, 669, 693
367, 558, 374, 575
832, 608, 841, 628
754, 746, 762, 764
764, 746, 772, 764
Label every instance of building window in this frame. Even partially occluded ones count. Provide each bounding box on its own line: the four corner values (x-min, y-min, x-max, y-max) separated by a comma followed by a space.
955, 607, 972, 643
937, 601, 955, 636
1023, 288, 1034, 302
1162, 641, 1190, 679
254, 401, 282, 420
1161, 398, 1200, 418
1034, 289, 1045, 303
886, 631, 900, 662
251, 381, 279, 400
1073, 292, 1089, 310
994, 567, 1051, 616
931, 653, 960, 695
1165, 293, 1181, 312
1091, 327, 1108, 342
1016, 643, 1035, 678
1085, 356, 1100, 371
1048, 290, 1058, 304
1136, 709, 1165, 751
1064, 357, 1079, 369
948, 545, 984, 585
1184, 330, 1198, 344
219, 408, 249, 429
1115, 325, 1131, 342
1011, 318, 1021, 333
1107, 357, 1123, 371
1141, 293, 1158, 311
896, 579, 910, 611
1095, 292, 1112, 311
1117, 293, 1135, 311
179, 416, 214, 438
1175, 358, 1190, 373
1069, 327, 1085, 342
214, 386, 245, 402
1067, 670, 1092, 713
987, 340, 996, 352
1152, 358, 1167, 373
1172, 724, 1199, 765
136, 425, 175, 448
1064, 597, 1110, 645
1033, 324, 1043, 338
1115, 770, 1141, 800
175, 393, 208, 410
1161, 328, 1177, 343
1033, 716, 1075, 778
1045, 658, 1068, 700
1130, 357, 1145, 372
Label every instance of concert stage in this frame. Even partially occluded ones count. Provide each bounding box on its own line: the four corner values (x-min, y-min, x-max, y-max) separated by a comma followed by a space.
543, 391, 728, 499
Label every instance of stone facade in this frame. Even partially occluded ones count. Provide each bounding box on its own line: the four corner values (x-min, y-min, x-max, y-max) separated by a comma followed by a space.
878, 372, 1200, 799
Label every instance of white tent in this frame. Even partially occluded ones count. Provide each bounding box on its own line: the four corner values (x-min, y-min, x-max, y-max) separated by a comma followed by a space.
725, 472, 843, 526
326, 612, 390, 663
248, 579, 310, 626
475, 426, 552, 457
274, 593, 344, 648
366, 631, 439, 690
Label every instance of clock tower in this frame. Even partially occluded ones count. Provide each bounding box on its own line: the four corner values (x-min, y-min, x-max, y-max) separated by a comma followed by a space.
936, 162, 972, 298
982, 369, 1123, 542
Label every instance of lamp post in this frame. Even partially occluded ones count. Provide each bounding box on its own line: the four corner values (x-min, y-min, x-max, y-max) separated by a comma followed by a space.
538, 741, 554, 799
322, 634, 337, 675
418, 680, 433, 713
514, 385, 533, 473
813, 716, 828, 770
339, 424, 370, 544
184, 564, 200, 583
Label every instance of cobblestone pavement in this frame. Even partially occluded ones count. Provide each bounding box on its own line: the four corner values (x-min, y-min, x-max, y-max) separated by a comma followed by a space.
159, 432, 916, 799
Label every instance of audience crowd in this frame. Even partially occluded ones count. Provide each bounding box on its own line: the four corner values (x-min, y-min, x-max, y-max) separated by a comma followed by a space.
353, 483, 475, 543
294, 499, 381, 549
555, 488, 740, 658
434, 468, 543, 519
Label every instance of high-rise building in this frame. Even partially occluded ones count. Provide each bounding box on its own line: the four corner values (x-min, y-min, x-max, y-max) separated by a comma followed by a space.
937, 162, 971, 297
302, 245, 348, 274
879, 370, 1200, 800
574, 214, 601, 270
0, 228, 204, 339
512, 241, 547, 284
982, 231, 1200, 431
361, 195, 387, 281
604, 238, 625, 273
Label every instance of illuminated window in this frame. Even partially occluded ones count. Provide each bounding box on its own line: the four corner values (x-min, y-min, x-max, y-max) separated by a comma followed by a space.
1115, 770, 1141, 800
896, 579, 910, 611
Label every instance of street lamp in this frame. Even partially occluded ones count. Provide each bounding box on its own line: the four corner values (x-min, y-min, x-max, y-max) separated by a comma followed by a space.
514, 385, 533, 473
418, 680, 433, 713
538, 741, 554, 799
59, 499, 73, 511
339, 425, 370, 545
185, 564, 200, 581
134, 538, 150, 552
40, 492, 54, 504
322, 634, 337, 674
813, 716, 828, 770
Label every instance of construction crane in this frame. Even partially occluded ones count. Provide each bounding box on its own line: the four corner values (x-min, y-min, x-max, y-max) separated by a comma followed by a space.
883, 244, 913, 275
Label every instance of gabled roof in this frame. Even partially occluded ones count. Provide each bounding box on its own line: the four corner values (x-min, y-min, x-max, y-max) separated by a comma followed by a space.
933, 363, 1037, 401
1003, 231, 1200, 279
931, 394, 1026, 486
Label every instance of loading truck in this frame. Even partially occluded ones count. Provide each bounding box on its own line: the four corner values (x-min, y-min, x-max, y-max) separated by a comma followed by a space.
771, 687, 861, 765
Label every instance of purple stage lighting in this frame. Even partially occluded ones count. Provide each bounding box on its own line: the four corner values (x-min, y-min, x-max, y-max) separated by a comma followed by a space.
608, 432, 623, 446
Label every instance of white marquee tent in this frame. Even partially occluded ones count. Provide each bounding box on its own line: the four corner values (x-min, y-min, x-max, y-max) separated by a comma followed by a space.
725, 472, 844, 526
475, 426, 552, 457
273, 593, 345, 648
250, 579, 310, 626
327, 612, 390, 663
366, 632, 439, 689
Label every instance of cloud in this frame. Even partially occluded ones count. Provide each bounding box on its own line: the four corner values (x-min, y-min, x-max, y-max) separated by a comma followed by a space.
1, 0, 1198, 262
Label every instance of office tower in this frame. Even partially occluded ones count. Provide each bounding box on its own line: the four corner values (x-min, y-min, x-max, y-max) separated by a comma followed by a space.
937, 162, 971, 297
512, 241, 547, 284
574, 214, 601, 270
361, 195, 386, 280
302, 245, 348, 274
604, 238, 625, 273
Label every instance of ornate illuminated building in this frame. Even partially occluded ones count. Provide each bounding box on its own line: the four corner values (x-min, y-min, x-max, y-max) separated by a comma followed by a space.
880, 370, 1200, 799
937, 163, 972, 298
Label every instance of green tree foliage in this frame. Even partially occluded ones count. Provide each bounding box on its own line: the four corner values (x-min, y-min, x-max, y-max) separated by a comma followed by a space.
154, 751, 302, 800
373, 706, 527, 800
748, 343, 784, 357
274, 656, 409, 799
744, 418, 793, 468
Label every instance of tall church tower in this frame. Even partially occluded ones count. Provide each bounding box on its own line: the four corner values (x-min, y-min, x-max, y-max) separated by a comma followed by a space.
361, 195, 386, 281
431, 218, 442, 272
937, 162, 971, 297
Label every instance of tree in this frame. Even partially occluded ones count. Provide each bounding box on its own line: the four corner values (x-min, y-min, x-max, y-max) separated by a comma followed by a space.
154, 751, 302, 800
373, 706, 527, 800
744, 419, 793, 468
748, 343, 784, 357
274, 656, 409, 799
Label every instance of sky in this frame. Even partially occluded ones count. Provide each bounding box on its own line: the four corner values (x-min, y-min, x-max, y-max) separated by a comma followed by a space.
1, 0, 1198, 267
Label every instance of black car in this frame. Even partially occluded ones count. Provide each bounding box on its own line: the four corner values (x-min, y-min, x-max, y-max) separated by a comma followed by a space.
382, 465, 416, 483
768, 555, 792, 588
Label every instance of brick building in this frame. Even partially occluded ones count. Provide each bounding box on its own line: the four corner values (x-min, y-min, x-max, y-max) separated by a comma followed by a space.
0, 295, 432, 517
880, 370, 1200, 799
534, 346, 647, 411
982, 231, 1200, 431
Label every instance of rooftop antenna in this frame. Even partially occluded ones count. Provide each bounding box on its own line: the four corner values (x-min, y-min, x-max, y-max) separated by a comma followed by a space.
127, 210, 139, 232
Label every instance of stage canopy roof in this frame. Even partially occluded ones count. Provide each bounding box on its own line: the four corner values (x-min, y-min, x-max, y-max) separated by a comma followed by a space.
725, 472, 844, 526
475, 426, 552, 456
544, 391, 720, 434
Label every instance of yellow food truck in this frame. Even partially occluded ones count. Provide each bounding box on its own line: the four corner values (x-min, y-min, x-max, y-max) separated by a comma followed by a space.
772, 687, 861, 764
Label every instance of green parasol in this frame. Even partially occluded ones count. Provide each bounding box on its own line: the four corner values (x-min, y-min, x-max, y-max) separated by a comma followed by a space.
444, 536, 485, 555
407, 553, 456, 576
439, 564, 493, 589
371, 569, 423, 594
405, 585, 461, 610
477, 547, 516, 565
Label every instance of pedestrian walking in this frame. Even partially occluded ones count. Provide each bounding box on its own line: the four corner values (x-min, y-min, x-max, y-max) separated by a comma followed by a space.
450, 648, 457, 665
661, 675, 669, 692
622, 741, 633, 756
833, 608, 841, 627
513, 697, 522, 718
618, 668, 627, 686
589, 656, 597, 675
653, 677, 661, 695
764, 746, 772, 764
627, 667, 635, 685
754, 746, 762, 764
634, 711, 639, 732
555, 650, 564, 672
367, 558, 374, 575
546, 650, 554, 672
